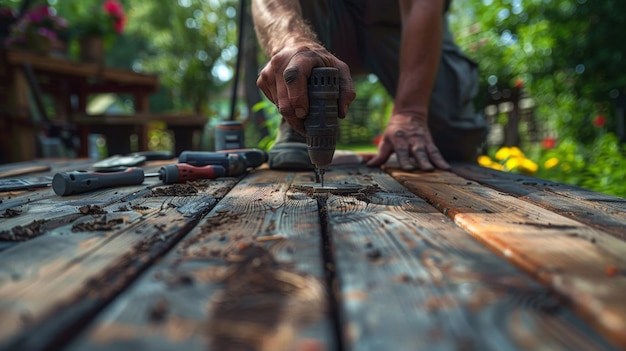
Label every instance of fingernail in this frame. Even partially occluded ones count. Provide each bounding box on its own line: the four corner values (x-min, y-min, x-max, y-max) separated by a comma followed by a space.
295, 108, 307, 118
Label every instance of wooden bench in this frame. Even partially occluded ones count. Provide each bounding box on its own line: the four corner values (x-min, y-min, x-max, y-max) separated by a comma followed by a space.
0, 158, 625, 350
73, 113, 208, 156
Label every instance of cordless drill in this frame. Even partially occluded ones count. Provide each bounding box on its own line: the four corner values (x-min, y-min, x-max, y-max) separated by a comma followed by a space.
304, 67, 340, 187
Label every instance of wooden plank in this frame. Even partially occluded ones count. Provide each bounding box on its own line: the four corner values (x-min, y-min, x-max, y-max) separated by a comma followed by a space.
0, 162, 50, 178
6, 50, 158, 88
65, 169, 335, 351
452, 164, 626, 239
321, 166, 617, 350
389, 168, 626, 349
0, 175, 238, 350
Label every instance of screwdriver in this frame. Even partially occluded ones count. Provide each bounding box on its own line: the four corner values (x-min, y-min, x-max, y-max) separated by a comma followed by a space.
178, 148, 267, 176
52, 167, 145, 196
52, 164, 228, 196
145, 164, 226, 184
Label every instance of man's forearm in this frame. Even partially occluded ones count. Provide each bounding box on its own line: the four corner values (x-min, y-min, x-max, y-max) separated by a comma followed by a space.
251, 0, 319, 56
394, 0, 444, 117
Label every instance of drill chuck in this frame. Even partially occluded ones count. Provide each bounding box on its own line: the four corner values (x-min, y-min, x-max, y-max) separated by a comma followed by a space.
304, 67, 340, 171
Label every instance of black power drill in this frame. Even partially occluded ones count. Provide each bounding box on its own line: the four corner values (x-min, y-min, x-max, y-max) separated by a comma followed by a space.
304, 67, 340, 187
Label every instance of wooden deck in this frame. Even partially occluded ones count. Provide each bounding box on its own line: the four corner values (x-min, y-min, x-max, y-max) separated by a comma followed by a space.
0, 157, 625, 351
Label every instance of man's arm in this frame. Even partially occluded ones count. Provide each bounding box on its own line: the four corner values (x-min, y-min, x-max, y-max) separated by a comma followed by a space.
367, 0, 450, 171
252, 0, 317, 57
251, 0, 355, 136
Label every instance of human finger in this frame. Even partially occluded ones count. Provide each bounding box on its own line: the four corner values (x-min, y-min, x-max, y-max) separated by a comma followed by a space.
411, 144, 434, 171
256, 69, 277, 105
427, 144, 451, 170
337, 63, 356, 119
284, 63, 309, 120
366, 139, 393, 167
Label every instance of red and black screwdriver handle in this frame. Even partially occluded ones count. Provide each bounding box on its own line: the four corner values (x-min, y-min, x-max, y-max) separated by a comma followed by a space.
156, 164, 226, 184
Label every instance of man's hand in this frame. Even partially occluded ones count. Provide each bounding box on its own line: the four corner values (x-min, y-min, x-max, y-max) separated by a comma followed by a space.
256, 43, 356, 136
367, 113, 450, 171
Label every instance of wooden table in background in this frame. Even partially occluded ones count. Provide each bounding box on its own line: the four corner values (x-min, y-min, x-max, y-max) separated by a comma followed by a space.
0, 49, 159, 162
0, 158, 625, 351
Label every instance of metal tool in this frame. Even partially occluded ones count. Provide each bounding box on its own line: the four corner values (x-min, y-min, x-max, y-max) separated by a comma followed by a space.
304, 67, 340, 187
92, 151, 176, 171
0, 176, 52, 192
178, 149, 267, 176
52, 167, 145, 196
145, 164, 227, 184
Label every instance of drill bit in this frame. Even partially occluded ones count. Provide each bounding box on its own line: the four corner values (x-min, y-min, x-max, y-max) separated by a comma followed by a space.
304, 67, 340, 187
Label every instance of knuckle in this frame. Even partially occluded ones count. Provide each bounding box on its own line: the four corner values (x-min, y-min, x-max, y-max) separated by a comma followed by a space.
283, 66, 301, 85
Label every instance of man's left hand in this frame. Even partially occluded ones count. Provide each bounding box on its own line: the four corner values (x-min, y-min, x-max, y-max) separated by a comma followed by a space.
367, 113, 450, 171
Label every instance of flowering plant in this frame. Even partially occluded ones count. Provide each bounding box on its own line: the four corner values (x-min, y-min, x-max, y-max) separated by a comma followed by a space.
73, 0, 126, 40
4, 5, 68, 54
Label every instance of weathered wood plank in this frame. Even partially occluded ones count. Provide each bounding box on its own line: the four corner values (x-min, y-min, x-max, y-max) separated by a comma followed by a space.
65, 169, 334, 351
0, 176, 238, 351
452, 163, 626, 239
389, 168, 626, 349
322, 165, 617, 350
0, 162, 175, 253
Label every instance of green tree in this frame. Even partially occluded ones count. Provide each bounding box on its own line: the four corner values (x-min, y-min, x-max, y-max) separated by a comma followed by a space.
451, 0, 626, 143
125, 0, 238, 115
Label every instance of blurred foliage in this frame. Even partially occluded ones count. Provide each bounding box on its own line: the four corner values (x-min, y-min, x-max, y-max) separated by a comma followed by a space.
450, 0, 626, 143
531, 132, 626, 197
51, 0, 239, 117
450, 0, 626, 196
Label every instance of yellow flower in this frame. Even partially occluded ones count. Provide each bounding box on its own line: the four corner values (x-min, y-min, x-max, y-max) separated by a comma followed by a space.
505, 157, 519, 170
509, 146, 524, 158
495, 147, 511, 161
477, 155, 492, 167
489, 163, 504, 171
544, 157, 559, 169
520, 158, 538, 174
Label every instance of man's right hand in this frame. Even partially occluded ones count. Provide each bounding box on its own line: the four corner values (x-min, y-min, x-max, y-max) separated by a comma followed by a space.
256, 43, 356, 136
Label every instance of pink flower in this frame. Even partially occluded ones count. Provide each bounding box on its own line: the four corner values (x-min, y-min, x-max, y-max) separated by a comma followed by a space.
28, 12, 43, 22
593, 115, 606, 128
103, 0, 125, 18
114, 16, 126, 33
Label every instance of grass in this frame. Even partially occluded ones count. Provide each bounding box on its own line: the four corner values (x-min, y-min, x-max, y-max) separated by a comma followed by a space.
336, 143, 378, 153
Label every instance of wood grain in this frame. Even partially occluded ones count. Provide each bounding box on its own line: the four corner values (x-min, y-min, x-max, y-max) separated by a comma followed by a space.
389, 168, 626, 349
452, 163, 626, 239
0, 177, 237, 350
65, 169, 335, 351
322, 166, 617, 350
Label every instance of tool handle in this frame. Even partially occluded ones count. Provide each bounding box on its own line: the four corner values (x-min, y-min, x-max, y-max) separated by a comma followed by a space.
158, 164, 227, 184
52, 167, 145, 196
178, 151, 230, 168
178, 151, 246, 176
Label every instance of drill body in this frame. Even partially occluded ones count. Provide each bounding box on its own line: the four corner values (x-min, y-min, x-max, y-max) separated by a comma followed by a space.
304, 67, 340, 185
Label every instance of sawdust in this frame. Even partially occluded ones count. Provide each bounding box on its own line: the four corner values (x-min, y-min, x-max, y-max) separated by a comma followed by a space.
71, 216, 124, 232
2, 208, 22, 218
147, 180, 213, 197
79, 205, 107, 215
0, 219, 49, 241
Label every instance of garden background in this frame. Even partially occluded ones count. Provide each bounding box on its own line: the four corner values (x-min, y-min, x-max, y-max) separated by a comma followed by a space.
2, 0, 625, 197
